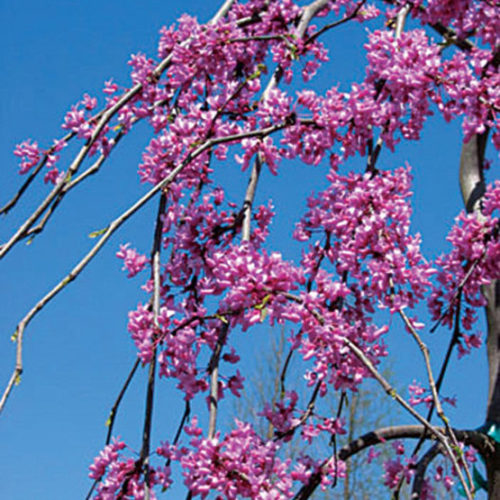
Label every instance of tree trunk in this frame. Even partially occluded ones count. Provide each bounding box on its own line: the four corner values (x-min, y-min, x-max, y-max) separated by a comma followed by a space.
459, 135, 500, 498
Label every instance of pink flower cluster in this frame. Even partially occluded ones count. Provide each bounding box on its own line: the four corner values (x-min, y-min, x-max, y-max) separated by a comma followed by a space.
382, 441, 415, 489
116, 244, 149, 278
174, 418, 294, 498
89, 438, 171, 499
13, 138, 67, 184
411, 0, 500, 50
295, 166, 434, 313
408, 380, 457, 408
62, 93, 98, 140
205, 243, 304, 329
429, 181, 500, 339
13, 139, 41, 175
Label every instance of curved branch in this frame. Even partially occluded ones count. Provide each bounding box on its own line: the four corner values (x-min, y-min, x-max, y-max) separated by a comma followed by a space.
338, 425, 493, 462
411, 442, 442, 500
294, 425, 493, 500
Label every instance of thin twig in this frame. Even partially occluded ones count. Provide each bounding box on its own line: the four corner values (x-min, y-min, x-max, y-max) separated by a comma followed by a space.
106, 358, 141, 445
274, 380, 322, 441
166, 401, 191, 468
304, 0, 367, 46
0, 131, 75, 216
330, 390, 346, 490
280, 347, 295, 397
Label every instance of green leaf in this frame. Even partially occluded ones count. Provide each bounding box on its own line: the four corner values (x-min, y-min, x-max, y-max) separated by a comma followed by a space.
215, 314, 228, 324
248, 69, 261, 80
89, 227, 108, 238
254, 294, 272, 310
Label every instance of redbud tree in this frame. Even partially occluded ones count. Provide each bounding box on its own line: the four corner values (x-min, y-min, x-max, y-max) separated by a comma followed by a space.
1, 0, 499, 498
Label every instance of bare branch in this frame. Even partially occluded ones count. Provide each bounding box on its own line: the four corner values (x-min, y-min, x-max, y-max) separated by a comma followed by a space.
339, 426, 493, 462
304, 1, 367, 46
106, 358, 141, 445
141, 193, 166, 499
207, 321, 230, 439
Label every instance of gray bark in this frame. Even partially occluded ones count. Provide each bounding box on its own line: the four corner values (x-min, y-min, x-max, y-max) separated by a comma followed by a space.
459, 134, 500, 498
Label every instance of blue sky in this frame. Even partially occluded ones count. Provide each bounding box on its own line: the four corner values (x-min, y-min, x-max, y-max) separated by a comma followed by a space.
0, 1, 494, 498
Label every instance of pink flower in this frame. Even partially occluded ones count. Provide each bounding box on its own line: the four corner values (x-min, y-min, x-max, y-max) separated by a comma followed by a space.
103, 79, 119, 95
366, 447, 381, 464
14, 139, 41, 174
88, 438, 126, 480
116, 243, 149, 278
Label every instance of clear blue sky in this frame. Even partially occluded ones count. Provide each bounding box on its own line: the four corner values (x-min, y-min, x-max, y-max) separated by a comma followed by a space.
0, 1, 493, 498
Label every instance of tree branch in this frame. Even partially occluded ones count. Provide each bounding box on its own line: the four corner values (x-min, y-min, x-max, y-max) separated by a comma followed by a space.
207, 321, 230, 439
294, 425, 493, 500
411, 442, 442, 499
